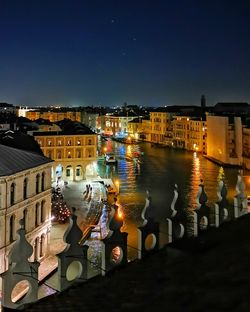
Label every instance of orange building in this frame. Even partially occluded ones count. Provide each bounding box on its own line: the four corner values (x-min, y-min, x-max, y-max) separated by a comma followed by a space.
26, 110, 81, 122
33, 130, 97, 182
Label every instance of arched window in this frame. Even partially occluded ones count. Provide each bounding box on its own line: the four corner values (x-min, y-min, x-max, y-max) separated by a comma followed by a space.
34, 237, 39, 261
40, 235, 45, 257
66, 166, 72, 177
41, 172, 45, 192
87, 149, 92, 157
76, 168, 81, 176
9, 215, 15, 243
35, 203, 40, 226
41, 200, 45, 223
23, 178, 28, 199
23, 208, 28, 230
88, 139, 92, 145
10, 183, 15, 205
36, 174, 40, 194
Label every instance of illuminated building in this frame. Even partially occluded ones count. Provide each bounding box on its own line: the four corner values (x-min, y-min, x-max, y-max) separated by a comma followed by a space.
26, 110, 81, 123
172, 116, 190, 149
189, 118, 207, 154
140, 118, 151, 141
80, 111, 99, 132
127, 118, 143, 140
97, 112, 138, 137
150, 111, 172, 144
0, 144, 53, 278
206, 115, 242, 166
242, 126, 250, 170
33, 129, 97, 182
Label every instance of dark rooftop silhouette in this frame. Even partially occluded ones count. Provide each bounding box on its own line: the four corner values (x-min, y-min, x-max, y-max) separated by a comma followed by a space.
24, 213, 250, 312
0, 130, 44, 155
0, 144, 53, 176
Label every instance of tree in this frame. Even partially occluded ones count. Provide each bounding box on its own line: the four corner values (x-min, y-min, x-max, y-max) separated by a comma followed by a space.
51, 187, 71, 223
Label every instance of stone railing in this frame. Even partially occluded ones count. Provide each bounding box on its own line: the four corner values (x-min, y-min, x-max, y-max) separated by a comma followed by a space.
1, 170, 248, 310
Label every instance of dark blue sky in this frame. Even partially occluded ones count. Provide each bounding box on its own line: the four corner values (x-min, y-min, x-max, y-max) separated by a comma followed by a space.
0, 0, 249, 107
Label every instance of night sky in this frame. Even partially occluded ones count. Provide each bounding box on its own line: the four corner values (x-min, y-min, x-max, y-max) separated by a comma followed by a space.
0, 0, 249, 107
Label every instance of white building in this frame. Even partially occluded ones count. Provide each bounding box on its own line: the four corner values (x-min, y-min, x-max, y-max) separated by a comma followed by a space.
0, 144, 53, 276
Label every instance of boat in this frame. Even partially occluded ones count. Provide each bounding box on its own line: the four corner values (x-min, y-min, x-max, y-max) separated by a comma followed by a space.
104, 153, 117, 165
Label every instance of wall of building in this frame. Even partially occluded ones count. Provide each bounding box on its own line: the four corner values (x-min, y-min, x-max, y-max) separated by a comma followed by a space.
34, 133, 97, 181
207, 115, 228, 164
150, 112, 168, 144
26, 111, 81, 122
206, 115, 243, 166
0, 163, 52, 275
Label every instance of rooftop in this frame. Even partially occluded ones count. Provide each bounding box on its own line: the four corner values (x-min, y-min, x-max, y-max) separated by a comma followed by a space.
0, 144, 53, 176
0, 130, 44, 155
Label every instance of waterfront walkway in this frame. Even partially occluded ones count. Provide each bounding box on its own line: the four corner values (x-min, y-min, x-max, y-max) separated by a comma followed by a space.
27, 211, 250, 312
36, 177, 118, 299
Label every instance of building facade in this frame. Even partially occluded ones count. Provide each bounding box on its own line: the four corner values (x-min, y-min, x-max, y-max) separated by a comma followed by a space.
172, 116, 190, 149
80, 111, 99, 131
33, 131, 98, 182
150, 112, 170, 144
242, 126, 250, 170
97, 113, 138, 137
0, 144, 53, 276
26, 110, 81, 123
189, 118, 207, 154
206, 115, 243, 166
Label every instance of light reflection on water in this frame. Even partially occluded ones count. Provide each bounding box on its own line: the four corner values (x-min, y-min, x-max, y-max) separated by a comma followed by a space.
97, 140, 250, 224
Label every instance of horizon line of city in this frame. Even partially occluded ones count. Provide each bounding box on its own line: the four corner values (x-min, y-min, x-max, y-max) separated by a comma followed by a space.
1, 98, 250, 110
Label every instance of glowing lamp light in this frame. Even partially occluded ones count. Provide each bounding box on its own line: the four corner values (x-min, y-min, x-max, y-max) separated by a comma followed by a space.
118, 208, 123, 219
115, 180, 120, 194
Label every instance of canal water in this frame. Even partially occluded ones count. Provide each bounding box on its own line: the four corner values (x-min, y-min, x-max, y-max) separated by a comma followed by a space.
97, 139, 250, 258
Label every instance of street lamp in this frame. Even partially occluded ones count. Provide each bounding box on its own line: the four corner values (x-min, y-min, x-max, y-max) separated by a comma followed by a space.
115, 180, 120, 194
103, 147, 107, 155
